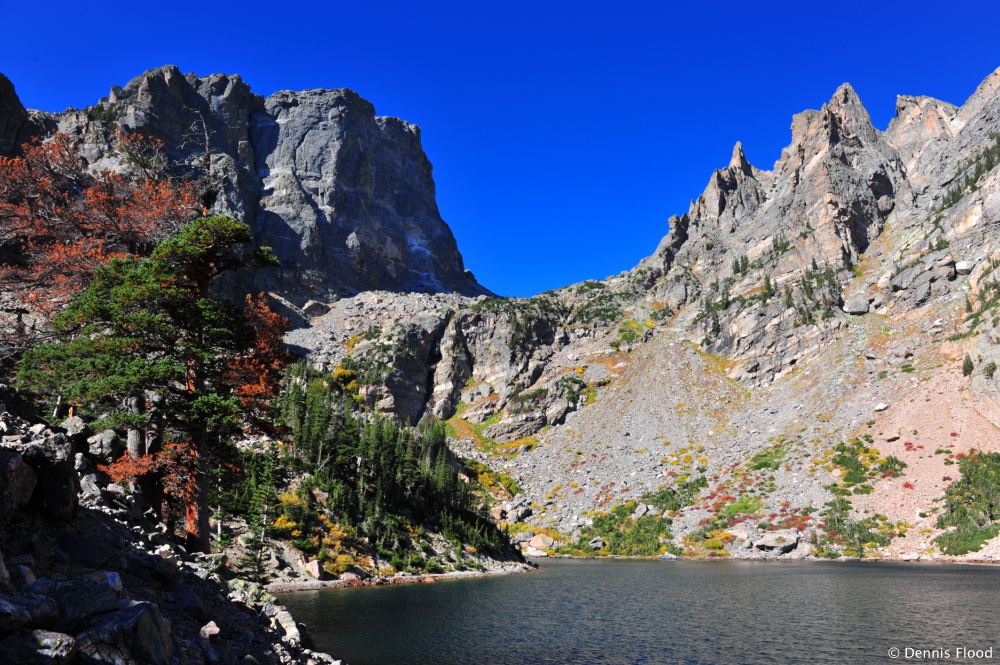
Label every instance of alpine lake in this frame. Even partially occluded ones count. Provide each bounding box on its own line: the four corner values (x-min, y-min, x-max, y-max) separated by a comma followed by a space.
278, 558, 1000, 664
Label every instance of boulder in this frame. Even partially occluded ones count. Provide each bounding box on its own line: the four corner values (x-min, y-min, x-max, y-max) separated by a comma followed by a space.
956, 260, 974, 275
0, 595, 31, 633
506, 506, 532, 523
588, 536, 605, 550
527, 534, 554, 550
273, 609, 301, 646
304, 559, 326, 580
199, 620, 221, 641
86, 429, 123, 463
631, 503, 649, 520
11, 433, 78, 520
754, 529, 800, 554
0, 448, 36, 528
302, 300, 329, 317
75, 602, 173, 665
60, 416, 90, 446
52, 572, 121, 632
512, 531, 534, 544
483, 411, 547, 443
843, 297, 869, 315
0, 629, 76, 664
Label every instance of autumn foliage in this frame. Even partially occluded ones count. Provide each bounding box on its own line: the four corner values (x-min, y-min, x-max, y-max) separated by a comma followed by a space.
0, 131, 197, 367
225, 293, 292, 431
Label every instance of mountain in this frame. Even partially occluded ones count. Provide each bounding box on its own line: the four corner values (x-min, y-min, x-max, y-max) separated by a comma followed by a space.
0, 66, 489, 308
4, 65, 1000, 562
282, 68, 1000, 561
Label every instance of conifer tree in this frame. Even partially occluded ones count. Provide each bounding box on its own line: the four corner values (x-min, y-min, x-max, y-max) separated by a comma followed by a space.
17, 216, 282, 552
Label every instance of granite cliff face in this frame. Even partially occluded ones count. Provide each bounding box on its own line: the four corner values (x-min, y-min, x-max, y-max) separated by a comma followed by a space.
3, 66, 488, 305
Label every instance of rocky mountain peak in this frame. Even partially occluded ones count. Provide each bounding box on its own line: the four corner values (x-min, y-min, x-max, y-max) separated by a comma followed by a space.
727, 140, 753, 175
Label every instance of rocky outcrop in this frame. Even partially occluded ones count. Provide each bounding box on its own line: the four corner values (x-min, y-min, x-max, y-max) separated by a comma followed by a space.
0, 388, 340, 664
251, 88, 485, 301
0, 74, 37, 157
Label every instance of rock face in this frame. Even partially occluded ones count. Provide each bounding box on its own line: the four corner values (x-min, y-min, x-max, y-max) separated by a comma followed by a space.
251, 89, 484, 300
9, 66, 489, 304
0, 73, 39, 157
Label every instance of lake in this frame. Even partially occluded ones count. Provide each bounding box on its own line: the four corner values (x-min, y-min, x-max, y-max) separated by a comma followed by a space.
279, 558, 1000, 664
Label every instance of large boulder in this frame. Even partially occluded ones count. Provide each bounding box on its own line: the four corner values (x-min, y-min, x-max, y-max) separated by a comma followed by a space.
75, 602, 173, 665
52, 572, 121, 633
0, 448, 36, 528
10, 434, 78, 520
754, 529, 800, 554
86, 429, 123, 464
0, 629, 76, 664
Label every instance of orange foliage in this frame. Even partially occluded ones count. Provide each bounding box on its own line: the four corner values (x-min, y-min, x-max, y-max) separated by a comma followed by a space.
0, 132, 197, 358
99, 440, 200, 530
224, 293, 290, 430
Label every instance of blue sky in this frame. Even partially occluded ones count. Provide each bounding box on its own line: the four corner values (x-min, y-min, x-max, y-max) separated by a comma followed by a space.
3, 1, 999, 296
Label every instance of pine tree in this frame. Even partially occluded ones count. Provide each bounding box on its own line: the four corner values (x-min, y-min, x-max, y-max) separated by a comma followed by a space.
963, 354, 975, 377
17, 217, 281, 552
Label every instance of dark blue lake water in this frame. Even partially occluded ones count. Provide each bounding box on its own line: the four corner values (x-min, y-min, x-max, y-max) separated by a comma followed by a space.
279, 558, 1000, 664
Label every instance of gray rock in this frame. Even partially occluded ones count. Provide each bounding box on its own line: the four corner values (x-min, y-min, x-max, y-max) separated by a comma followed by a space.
588, 536, 605, 550
505, 506, 532, 523
843, 297, 869, 315
754, 529, 800, 554
87, 429, 123, 463
512, 531, 534, 544
9, 433, 78, 520
956, 260, 975, 275
0, 629, 76, 664
302, 300, 329, 317
0, 73, 40, 157
60, 416, 90, 444
75, 602, 174, 665
0, 448, 36, 529
52, 572, 121, 632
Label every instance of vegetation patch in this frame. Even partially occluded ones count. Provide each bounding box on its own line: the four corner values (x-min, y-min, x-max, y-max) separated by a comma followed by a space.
934, 451, 1000, 555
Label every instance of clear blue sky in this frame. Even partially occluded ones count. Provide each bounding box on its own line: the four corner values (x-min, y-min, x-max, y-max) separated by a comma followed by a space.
2, 1, 998, 296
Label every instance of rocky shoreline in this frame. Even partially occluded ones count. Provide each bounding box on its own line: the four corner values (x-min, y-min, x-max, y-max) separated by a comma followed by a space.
268, 561, 534, 594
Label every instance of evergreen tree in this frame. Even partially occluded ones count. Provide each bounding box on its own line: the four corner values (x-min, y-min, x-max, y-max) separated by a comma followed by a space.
17, 217, 281, 552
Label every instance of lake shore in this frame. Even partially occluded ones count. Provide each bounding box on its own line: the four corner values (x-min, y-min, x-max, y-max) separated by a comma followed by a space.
267, 560, 535, 594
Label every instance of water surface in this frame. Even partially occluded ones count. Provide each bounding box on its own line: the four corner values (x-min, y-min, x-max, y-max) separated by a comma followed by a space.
280, 559, 1000, 664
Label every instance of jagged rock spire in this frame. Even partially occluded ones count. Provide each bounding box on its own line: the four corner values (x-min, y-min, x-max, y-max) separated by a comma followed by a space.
728, 141, 753, 175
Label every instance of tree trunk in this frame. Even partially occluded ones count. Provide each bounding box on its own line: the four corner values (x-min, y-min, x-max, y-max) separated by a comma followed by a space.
185, 443, 211, 553
126, 394, 145, 458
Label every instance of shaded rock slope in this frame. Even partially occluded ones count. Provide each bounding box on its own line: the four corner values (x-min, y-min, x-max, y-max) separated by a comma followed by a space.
0, 386, 339, 664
